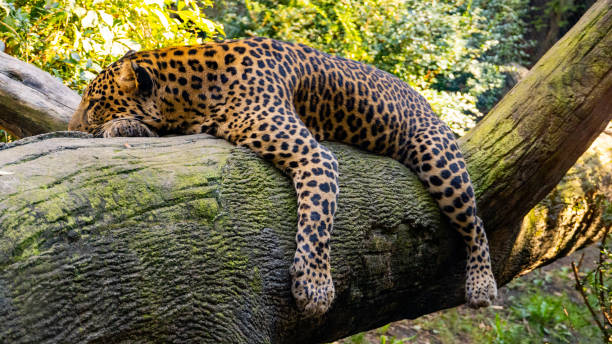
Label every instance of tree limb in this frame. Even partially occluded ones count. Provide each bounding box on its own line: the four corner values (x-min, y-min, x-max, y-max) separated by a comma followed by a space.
0, 52, 79, 138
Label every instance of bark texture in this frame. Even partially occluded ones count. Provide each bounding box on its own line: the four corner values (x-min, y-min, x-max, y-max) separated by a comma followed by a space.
0, 133, 461, 343
0, 51, 78, 138
0, 0, 611, 343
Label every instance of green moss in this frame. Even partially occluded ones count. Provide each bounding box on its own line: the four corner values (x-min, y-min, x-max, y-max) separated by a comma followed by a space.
523, 208, 540, 236
10, 231, 42, 264
87, 183, 153, 223
222, 251, 249, 271
174, 173, 210, 190
0, 144, 233, 271
250, 266, 263, 294
461, 113, 523, 195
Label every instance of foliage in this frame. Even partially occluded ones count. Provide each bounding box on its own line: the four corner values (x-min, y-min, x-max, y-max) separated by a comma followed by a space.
1, 0, 534, 134
534, 0, 595, 38
0, 0, 224, 91
211, 0, 533, 134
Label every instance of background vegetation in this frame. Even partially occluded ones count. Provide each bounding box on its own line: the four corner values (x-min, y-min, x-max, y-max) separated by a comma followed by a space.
0, 0, 594, 140
212, 0, 534, 133
0, 128, 10, 143
0, 0, 223, 91
1, 0, 537, 136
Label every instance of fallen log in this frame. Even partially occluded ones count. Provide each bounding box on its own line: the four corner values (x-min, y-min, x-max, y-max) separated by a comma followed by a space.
0, 51, 79, 138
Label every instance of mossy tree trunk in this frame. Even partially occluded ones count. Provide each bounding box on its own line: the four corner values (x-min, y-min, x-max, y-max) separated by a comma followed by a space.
0, 0, 611, 343
459, 0, 612, 285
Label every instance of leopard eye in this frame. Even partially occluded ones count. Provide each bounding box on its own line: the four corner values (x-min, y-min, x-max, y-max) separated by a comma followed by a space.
86, 99, 99, 112
85, 99, 102, 121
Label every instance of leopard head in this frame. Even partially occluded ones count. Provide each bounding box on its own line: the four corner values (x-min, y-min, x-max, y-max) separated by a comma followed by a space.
68, 50, 159, 137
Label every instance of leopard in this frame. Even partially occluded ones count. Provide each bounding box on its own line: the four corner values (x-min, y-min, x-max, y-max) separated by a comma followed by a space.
68, 37, 497, 317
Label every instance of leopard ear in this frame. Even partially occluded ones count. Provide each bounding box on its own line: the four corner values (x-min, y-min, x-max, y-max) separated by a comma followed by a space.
131, 61, 153, 97
117, 60, 154, 97
123, 50, 137, 58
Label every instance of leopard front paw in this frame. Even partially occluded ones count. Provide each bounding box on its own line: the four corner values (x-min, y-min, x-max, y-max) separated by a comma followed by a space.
465, 265, 497, 308
290, 258, 335, 317
97, 118, 157, 138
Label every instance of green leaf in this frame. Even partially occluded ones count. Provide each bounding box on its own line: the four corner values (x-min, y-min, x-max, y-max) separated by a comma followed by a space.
81, 10, 97, 28
98, 11, 113, 27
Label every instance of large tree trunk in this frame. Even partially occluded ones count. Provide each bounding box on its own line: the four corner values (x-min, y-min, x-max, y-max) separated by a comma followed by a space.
459, 0, 612, 285
0, 0, 611, 343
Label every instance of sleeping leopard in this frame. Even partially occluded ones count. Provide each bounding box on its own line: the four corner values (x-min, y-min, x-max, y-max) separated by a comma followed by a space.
68, 37, 497, 317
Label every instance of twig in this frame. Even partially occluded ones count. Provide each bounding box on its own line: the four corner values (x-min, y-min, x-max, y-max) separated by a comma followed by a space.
576, 252, 585, 271
571, 261, 606, 334
0, 20, 21, 40
599, 230, 607, 325
604, 308, 612, 328
599, 227, 611, 331
562, 305, 576, 332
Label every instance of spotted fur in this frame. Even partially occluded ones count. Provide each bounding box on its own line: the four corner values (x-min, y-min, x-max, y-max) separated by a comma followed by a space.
68, 37, 497, 316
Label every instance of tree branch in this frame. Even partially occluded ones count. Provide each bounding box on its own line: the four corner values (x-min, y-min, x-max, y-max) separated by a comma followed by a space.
0, 52, 79, 138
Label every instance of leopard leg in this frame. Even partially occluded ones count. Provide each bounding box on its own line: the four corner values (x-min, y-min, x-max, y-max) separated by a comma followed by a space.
230, 111, 339, 317
403, 120, 497, 307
